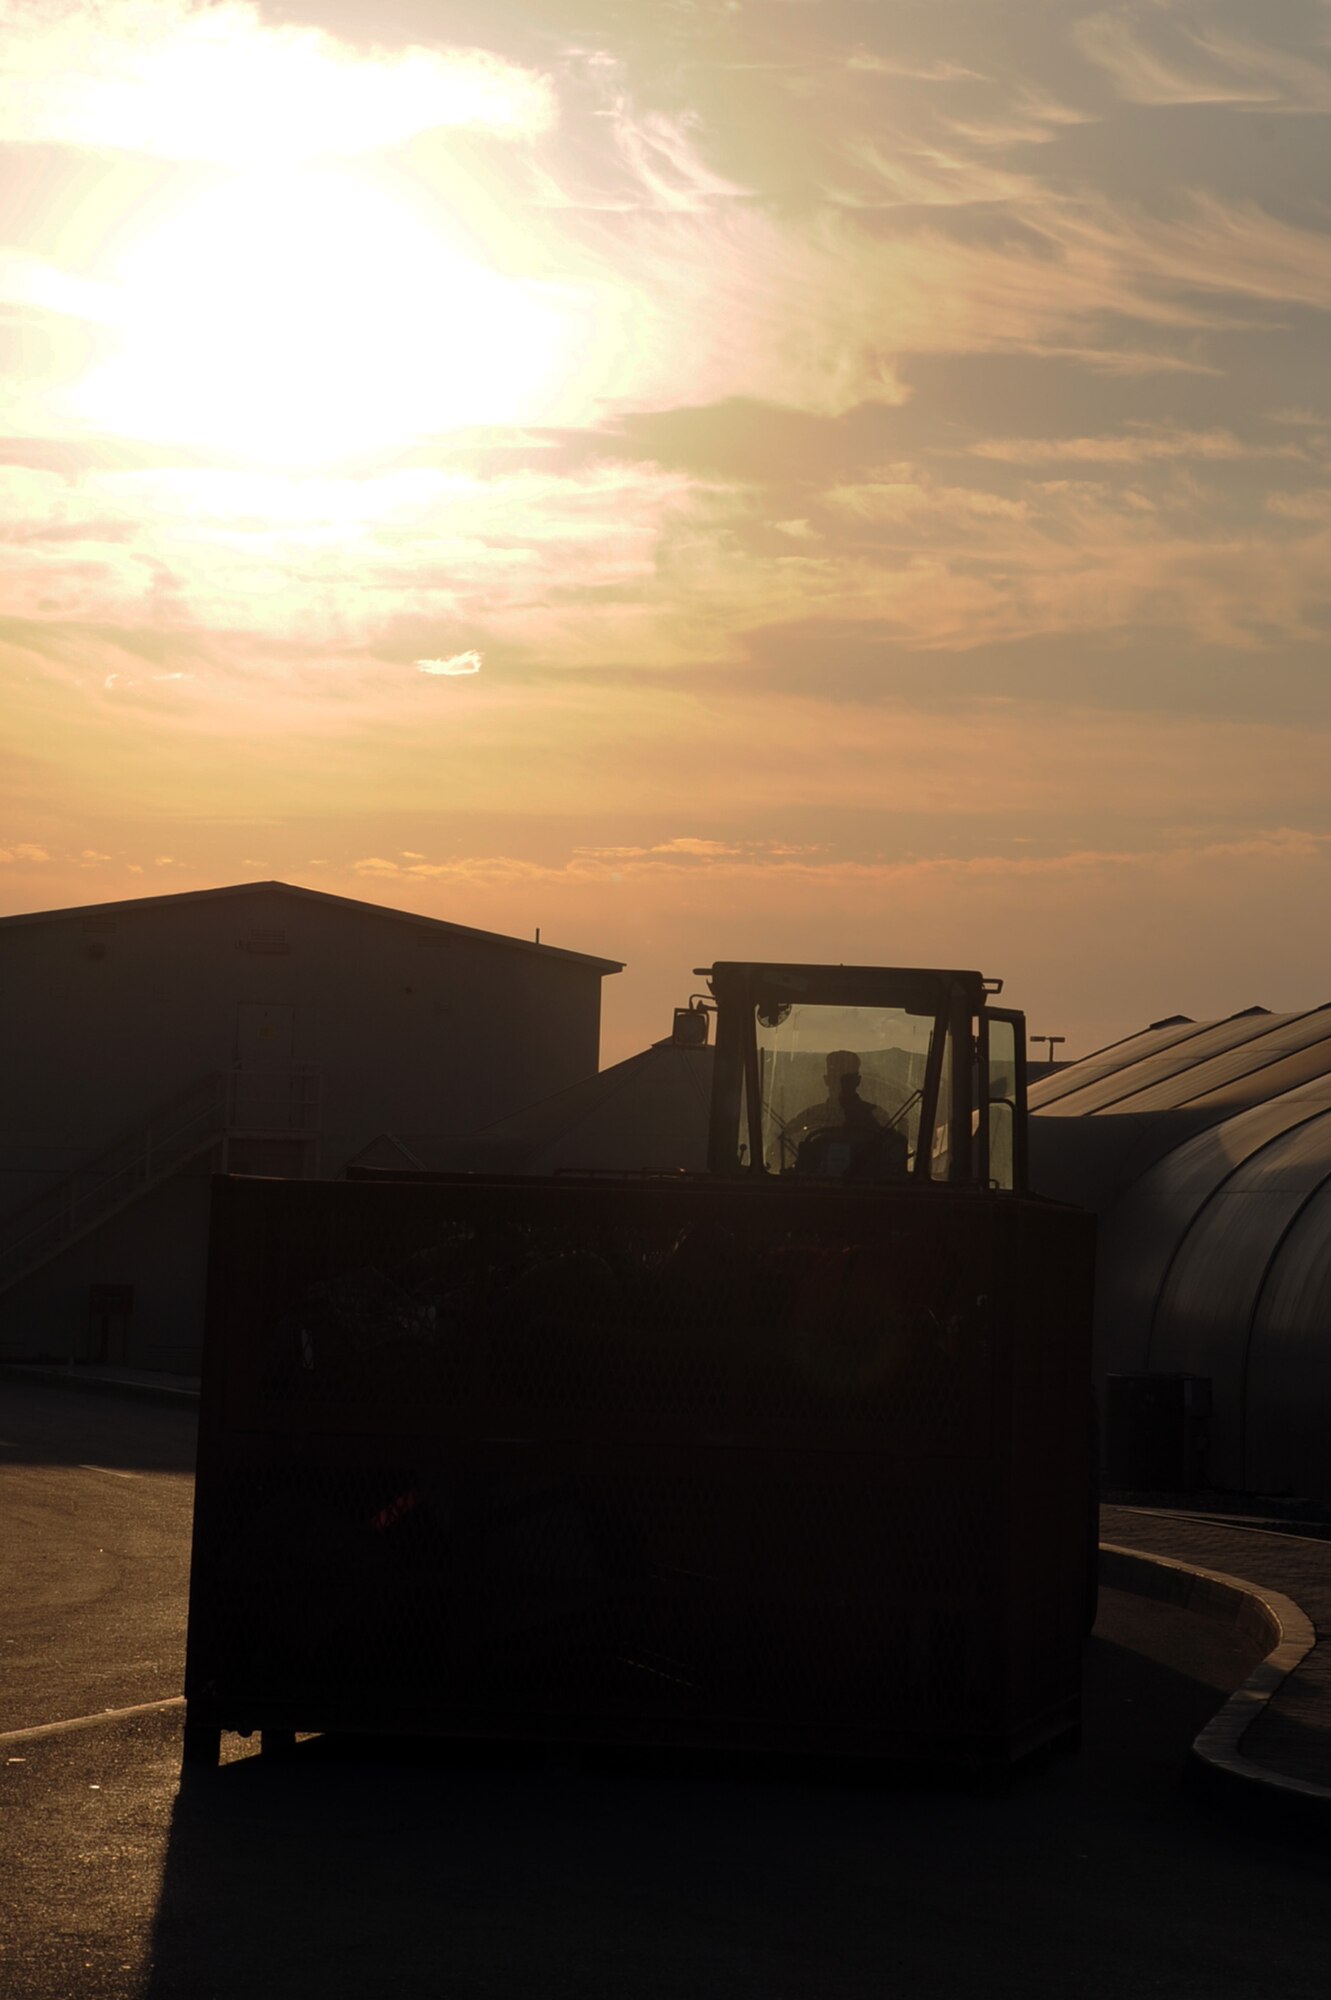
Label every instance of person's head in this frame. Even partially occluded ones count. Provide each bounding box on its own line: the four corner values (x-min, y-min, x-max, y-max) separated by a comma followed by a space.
825, 1049, 862, 1100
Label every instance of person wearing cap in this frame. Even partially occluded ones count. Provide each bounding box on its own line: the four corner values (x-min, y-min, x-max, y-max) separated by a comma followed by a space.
782, 1050, 907, 1178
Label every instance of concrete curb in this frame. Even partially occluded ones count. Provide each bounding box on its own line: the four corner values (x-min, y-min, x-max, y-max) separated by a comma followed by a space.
0, 1362, 200, 1408
1101, 1541, 1328, 1814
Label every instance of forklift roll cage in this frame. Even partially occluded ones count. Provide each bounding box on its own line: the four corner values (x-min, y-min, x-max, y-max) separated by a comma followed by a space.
701, 961, 1028, 1193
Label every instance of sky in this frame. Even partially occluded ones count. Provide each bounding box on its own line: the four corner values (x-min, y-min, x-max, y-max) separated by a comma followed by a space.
2, 0, 1330, 1066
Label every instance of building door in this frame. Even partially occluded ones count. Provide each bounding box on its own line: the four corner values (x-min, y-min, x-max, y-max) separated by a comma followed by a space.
89, 1284, 133, 1364
234, 1003, 297, 1132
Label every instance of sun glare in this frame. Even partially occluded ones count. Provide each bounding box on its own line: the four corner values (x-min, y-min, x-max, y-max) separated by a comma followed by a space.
77, 169, 582, 464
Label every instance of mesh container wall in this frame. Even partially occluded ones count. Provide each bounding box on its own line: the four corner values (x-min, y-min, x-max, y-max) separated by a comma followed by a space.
185, 1175, 1093, 1763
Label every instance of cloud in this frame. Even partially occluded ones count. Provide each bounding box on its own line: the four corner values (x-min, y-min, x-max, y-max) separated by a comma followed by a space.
1075, 5, 1331, 113
826, 472, 1030, 524
1266, 488, 1331, 521
8, 10, 1331, 441
0, 0, 554, 166
417, 652, 483, 677
328, 824, 1331, 904
970, 427, 1306, 465
608, 101, 749, 214
554, 183, 1331, 429
347, 836, 828, 886
654, 836, 743, 857
845, 54, 982, 84
529, 51, 749, 215
577, 836, 744, 860
0, 841, 50, 862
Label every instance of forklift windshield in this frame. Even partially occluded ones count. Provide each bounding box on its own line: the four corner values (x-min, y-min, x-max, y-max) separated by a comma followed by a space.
746, 995, 949, 1182
705, 961, 1021, 1190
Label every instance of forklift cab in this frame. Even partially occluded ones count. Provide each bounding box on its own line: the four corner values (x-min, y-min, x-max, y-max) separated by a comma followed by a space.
701, 962, 1027, 1191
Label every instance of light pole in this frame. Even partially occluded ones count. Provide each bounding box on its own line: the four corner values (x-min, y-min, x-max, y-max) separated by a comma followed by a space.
1030, 1034, 1066, 1067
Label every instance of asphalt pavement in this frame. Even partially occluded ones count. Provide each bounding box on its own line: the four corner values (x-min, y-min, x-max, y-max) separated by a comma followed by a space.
0, 1379, 195, 1734
1102, 1503, 1331, 1801
3, 1376, 1331, 2000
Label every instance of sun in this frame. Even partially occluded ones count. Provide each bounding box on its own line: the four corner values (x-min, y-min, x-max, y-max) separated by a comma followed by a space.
78, 168, 579, 464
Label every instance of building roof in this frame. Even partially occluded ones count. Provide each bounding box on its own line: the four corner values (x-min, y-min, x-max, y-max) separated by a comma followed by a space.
0, 880, 623, 974
361, 1035, 714, 1178
1029, 1002, 1331, 1207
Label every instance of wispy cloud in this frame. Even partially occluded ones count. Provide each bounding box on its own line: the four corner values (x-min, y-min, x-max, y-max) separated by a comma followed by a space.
970, 427, 1306, 465
1076, 5, 1331, 113
844, 53, 983, 84
576, 836, 745, 860
341, 823, 1331, 899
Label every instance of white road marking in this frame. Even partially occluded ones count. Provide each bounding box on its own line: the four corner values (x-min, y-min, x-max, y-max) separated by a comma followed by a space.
0, 1696, 185, 1745
77, 1463, 140, 1480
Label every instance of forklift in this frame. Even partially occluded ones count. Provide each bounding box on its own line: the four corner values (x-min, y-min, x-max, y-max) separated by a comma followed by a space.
183, 959, 1094, 1774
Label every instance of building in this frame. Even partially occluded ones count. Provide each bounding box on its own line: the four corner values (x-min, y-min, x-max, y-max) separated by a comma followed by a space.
1030, 1003, 1331, 1502
359, 1028, 715, 1180
0, 881, 620, 1370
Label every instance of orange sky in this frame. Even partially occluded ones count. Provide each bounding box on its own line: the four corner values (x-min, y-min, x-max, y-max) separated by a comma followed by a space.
3, 0, 1330, 1064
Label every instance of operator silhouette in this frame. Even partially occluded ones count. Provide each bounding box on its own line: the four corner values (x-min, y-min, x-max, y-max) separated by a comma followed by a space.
784, 1050, 908, 1180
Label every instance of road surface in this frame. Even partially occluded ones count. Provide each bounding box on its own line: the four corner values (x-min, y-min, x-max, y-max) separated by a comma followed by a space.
2, 1380, 1328, 2000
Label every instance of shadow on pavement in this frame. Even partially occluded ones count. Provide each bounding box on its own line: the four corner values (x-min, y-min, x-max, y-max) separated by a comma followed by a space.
0, 1379, 197, 1474
140, 1635, 1330, 2000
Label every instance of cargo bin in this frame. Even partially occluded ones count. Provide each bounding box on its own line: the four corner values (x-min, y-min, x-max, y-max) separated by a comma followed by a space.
183, 1172, 1095, 1773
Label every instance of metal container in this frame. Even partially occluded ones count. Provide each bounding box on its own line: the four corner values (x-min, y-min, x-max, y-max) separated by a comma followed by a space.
184, 1172, 1095, 1773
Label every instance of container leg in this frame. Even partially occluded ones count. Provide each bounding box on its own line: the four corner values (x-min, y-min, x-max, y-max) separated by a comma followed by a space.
181, 1723, 221, 1771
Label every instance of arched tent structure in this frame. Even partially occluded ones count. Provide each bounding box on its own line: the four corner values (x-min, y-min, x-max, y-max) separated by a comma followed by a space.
1030, 1003, 1331, 1499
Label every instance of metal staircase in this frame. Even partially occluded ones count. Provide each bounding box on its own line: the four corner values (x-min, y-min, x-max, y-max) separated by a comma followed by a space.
0, 1066, 320, 1295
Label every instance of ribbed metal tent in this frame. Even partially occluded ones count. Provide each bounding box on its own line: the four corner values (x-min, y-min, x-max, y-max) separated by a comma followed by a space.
1030, 1004, 1331, 1499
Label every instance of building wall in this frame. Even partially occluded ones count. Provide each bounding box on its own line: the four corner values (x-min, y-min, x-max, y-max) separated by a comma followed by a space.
0, 886, 612, 1366
3, 1169, 213, 1370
